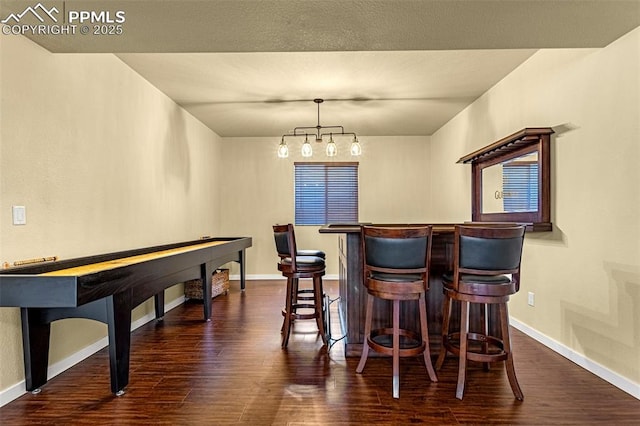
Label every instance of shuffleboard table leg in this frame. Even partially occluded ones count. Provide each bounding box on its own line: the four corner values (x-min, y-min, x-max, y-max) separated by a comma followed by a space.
154, 292, 165, 321
20, 308, 51, 392
105, 293, 132, 395
240, 249, 246, 291
201, 262, 213, 321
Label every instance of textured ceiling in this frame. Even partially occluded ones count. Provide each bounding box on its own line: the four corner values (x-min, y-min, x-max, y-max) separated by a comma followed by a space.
4, 0, 639, 137
116, 49, 537, 137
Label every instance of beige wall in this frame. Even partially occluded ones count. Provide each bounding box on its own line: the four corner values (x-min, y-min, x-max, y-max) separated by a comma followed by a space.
218, 135, 431, 275
430, 28, 640, 385
0, 36, 223, 390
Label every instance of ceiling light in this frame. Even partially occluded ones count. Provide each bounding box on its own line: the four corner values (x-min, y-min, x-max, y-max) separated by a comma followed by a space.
279, 98, 362, 158
326, 134, 337, 156
350, 136, 362, 156
277, 137, 289, 158
301, 135, 313, 157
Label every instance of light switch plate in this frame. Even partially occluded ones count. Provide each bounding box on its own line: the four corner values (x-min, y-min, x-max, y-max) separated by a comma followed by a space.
12, 205, 26, 225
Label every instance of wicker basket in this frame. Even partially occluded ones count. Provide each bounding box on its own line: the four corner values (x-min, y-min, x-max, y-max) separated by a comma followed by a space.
184, 269, 230, 300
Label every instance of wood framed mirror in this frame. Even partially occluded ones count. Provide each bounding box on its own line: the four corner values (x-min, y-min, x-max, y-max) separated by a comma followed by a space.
458, 128, 554, 232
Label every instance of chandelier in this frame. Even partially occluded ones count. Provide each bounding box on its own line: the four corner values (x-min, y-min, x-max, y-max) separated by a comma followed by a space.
277, 98, 362, 158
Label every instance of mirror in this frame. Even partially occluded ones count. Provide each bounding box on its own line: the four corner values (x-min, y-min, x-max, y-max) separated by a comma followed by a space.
481, 152, 538, 214
458, 128, 553, 232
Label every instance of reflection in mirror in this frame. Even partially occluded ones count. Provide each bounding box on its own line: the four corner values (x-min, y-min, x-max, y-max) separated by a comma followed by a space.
482, 152, 538, 214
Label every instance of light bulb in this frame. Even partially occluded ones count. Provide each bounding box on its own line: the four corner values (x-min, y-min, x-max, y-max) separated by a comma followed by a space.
326, 136, 337, 157
277, 140, 289, 158
350, 136, 362, 156
301, 137, 313, 157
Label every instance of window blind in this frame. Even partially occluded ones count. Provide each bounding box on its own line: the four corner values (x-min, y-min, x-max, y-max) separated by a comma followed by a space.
502, 162, 538, 212
294, 162, 359, 225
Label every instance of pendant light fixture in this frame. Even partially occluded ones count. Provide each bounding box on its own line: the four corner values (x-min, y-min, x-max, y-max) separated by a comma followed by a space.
278, 99, 362, 158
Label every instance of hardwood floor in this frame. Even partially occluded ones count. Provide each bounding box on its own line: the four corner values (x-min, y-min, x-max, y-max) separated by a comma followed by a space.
1, 279, 638, 425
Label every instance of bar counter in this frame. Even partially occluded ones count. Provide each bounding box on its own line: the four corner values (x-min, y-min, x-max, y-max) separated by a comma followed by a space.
320, 223, 497, 357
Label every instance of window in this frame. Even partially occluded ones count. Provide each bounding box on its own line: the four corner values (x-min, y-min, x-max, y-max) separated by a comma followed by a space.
502, 162, 539, 212
294, 162, 358, 225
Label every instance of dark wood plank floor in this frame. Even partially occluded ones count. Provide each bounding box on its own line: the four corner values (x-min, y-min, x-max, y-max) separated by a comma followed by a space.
1, 280, 638, 425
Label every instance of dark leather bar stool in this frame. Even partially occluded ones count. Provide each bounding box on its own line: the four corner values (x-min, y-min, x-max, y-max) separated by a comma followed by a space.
356, 226, 438, 398
275, 239, 325, 312
435, 225, 526, 400
273, 224, 327, 348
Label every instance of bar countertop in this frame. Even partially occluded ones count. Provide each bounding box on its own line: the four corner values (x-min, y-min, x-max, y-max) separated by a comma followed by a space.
319, 223, 459, 234
319, 222, 531, 234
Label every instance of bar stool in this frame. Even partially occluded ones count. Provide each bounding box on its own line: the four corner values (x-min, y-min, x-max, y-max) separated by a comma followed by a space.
275, 237, 325, 318
273, 224, 327, 348
356, 226, 438, 398
435, 225, 526, 400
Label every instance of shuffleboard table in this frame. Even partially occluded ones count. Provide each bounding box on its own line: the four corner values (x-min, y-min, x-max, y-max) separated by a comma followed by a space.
0, 236, 252, 395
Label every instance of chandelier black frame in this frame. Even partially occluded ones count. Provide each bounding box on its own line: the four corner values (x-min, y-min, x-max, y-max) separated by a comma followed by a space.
278, 98, 362, 158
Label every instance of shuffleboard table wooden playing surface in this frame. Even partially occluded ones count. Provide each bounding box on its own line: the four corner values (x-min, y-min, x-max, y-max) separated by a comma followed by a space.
0, 236, 252, 395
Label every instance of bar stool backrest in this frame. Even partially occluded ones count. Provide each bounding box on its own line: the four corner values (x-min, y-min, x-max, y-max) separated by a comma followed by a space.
362, 226, 432, 279
455, 225, 526, 290
273, 224, 298, 271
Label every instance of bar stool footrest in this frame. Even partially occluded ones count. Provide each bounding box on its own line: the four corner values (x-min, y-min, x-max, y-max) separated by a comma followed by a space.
282, 303, 321, 320
443, 332, 509, 363
296, 289, 316, 301
368, 327, 426, 357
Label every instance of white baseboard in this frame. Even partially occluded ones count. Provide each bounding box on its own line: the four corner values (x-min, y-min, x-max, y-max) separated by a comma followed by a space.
510, 318, 639, 399
0, 296, 185, 408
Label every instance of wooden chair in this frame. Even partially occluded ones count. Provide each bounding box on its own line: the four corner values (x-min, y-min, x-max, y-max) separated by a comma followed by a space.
356, 226, 438, 398
273, 224, 327, 348
435, 225, 526, 400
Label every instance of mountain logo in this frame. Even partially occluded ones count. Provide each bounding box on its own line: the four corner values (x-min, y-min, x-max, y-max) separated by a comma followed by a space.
1, 2, 59, 24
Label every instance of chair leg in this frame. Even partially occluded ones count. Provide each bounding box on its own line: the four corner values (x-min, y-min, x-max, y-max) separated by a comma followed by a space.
419, 294, 438, 382
435, 294, 452, 370
281, 277, 294, 348
482, 303, 490, 372
292, 278, 299, 314
500, 302, 524, 400
356, 294, 374, 374
281, 277, 298, 333
313, 275, 327, 344
392, 299, 400, 398
317, 276, 326, 331
456, 300, 470, 400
